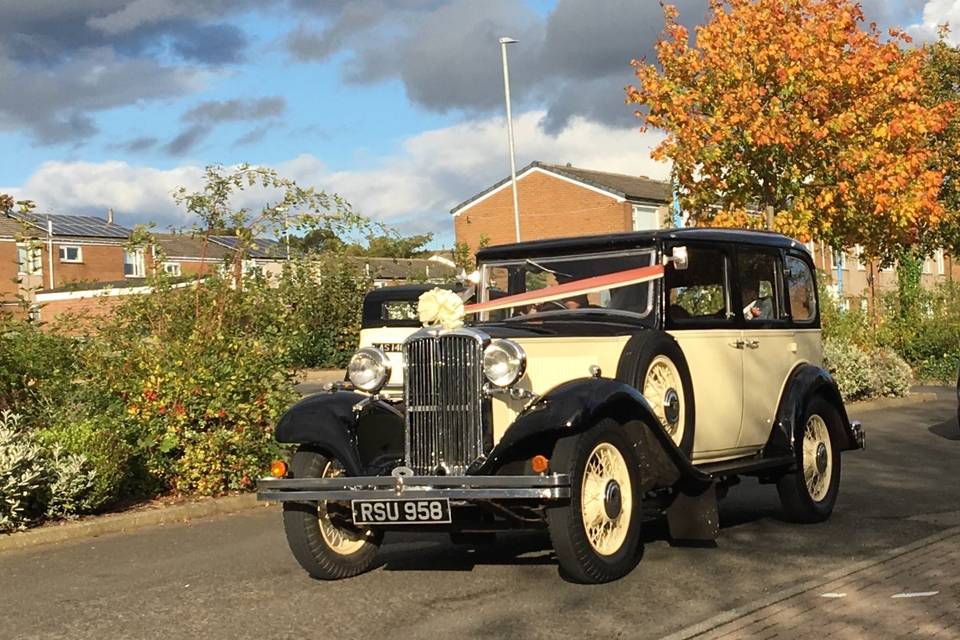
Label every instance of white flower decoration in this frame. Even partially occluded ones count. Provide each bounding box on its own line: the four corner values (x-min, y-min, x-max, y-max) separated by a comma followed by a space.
418, 287, 465, 330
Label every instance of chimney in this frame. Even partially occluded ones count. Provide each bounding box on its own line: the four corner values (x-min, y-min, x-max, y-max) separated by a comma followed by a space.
106, 208, 114, 224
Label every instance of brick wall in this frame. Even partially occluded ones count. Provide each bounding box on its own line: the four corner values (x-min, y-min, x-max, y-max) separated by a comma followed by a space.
37, 294, 124, 330
42, 242, 126, 287
0, 240, 18, 301
152, 258, 219, 277
454, 170, 636, 252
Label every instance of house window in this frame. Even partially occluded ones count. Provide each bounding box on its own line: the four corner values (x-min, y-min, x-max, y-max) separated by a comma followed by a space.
922, 258, 932, 275
124, 249, 144, 277
162, 261, 182, 276
631, 204, 659, 231
59, 245, 82, 263
936, 249, 945, 275
832, 250, 846, 271
853, 245, 866, 271
16, 243, 42, 275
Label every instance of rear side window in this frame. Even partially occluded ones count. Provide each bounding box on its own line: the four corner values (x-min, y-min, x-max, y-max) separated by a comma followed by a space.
785, 255, 817, 322
666, 247, 731, 323
737, 249, 785, 322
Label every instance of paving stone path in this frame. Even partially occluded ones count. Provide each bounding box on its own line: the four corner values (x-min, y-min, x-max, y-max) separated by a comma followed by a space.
680, 528, 960, 639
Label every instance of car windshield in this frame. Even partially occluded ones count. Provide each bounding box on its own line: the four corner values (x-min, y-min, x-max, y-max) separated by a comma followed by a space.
477, 248, 658, 323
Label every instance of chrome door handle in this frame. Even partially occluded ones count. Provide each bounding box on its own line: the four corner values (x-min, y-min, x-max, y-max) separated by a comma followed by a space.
744, 339, 760, 349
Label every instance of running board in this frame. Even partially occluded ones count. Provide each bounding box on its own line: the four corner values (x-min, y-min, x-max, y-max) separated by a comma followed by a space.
695, 454, 795, 478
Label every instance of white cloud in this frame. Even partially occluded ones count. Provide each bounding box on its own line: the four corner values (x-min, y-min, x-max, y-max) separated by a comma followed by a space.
908, 0, 960, 44
284, 110, 669, 233
2, 160, 206, 229
5, 111, 668, 240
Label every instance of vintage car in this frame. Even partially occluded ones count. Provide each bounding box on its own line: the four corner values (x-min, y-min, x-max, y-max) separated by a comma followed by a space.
258, 229, 864, 584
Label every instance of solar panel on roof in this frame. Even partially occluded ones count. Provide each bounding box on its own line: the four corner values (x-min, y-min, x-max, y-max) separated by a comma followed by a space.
20, 214, 130, 238
210, 236, 284, 258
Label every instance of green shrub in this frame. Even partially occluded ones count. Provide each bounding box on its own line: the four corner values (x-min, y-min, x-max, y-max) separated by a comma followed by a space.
39, 414, 137, 511
867, 347, 913, 398
43, 446, 98, 520
823, 338, 913, 401
823, 338, 872, 400
0, 411, 46, 531
0, 322, 78, 416
0, 410, 104, 529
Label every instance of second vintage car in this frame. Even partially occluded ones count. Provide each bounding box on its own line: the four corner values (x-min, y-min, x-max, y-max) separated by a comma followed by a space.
258, 228, 864, 583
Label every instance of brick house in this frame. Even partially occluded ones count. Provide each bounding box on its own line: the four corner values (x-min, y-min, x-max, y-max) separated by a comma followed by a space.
150, 233, 232, 277
450, 161, 960, 305
809, 242, 958, 309
1, 212, 135, 304
452, 161, 672, 252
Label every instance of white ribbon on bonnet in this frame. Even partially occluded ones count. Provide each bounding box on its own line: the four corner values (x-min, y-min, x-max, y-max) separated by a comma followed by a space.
417, 288, 465, 330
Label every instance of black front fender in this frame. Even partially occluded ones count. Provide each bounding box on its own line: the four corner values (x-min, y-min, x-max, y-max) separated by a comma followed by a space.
474, 378, 711, 493
765, 364, 857, 458
276, 391, 405, 475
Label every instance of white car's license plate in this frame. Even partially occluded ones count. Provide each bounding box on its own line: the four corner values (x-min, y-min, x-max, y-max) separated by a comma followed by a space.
351, 498, 451, 525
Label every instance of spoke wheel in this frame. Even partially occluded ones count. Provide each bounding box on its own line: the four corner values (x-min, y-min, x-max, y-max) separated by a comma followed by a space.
777, 397, 843, 524
317, 461, 368, 556
580, 443, 633, 556
802, 415, 833, 503
643, 355, 685, 446
546, 419, 644, 584
282, 450, 383, 580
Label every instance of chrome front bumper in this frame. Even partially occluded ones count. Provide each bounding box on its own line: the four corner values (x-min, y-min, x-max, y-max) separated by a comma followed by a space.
257, 474, 571, 502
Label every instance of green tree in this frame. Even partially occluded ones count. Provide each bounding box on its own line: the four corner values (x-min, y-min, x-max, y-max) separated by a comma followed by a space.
924, 30, 960, 257
350, 232, 434, 258
627, 0, 955, 262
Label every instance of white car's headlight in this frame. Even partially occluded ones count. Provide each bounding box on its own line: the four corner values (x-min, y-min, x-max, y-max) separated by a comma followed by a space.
483, 339, 526, 387
347, 347, 392, 393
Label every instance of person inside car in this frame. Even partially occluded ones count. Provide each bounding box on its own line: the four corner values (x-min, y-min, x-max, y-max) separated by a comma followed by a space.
742, 282, 774, 320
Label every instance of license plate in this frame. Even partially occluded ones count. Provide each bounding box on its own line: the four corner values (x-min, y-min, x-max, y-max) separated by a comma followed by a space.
351, 498, 451, 525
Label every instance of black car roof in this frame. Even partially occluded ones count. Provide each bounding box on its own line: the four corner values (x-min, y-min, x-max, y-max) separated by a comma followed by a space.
475, 228, 808, 261
362, 283, 465, 328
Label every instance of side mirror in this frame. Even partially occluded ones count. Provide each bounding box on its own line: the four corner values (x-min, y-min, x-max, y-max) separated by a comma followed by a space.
664, 246, 689, 270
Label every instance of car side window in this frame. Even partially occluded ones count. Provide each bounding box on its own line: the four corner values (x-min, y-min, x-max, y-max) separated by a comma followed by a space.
666, 247, 731, 323
737, 249, 785, 322
784, 254, 817, 323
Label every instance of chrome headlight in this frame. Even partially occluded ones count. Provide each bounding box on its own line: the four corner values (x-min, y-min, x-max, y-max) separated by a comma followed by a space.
482, 339, 526, 387
347, 347, 392, 393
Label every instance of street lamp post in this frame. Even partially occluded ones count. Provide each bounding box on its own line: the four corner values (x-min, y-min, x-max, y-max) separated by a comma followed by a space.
499, 36, 521, 243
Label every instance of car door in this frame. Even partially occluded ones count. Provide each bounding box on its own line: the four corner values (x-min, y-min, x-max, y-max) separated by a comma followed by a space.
735, 246, 799, 449
664, 243, 746, 459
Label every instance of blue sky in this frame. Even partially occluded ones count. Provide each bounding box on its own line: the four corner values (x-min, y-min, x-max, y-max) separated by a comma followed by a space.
0, 1, 942, 247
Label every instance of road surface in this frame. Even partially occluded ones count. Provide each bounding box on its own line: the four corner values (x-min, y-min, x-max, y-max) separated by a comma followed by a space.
1, 392, 958, 640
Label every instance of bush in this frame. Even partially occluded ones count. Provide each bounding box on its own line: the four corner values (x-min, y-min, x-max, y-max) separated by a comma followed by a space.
868, 347, 914, 398
43, 446, 98, 520
0, 321, 78, 416
39, 414, 137, 511
823, 338, 873, 400
823, 338, 913, 401
0, 411, 46, 531
278, 257, 371, 369
0, 411, 103, 531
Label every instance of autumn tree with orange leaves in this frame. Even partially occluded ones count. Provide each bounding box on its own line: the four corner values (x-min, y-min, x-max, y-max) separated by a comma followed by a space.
627, 0, 955, 262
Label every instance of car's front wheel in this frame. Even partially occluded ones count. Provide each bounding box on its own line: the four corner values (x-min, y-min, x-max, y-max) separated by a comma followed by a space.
777, 397, 843, 523
546, 419, 643, 583
282, 449, 383, 580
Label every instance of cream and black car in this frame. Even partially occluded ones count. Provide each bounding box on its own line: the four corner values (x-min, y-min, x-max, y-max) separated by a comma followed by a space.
258, 229, 864, 584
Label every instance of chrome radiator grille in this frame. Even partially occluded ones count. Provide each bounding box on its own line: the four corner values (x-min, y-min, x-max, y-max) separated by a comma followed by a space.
403, 333, 486, 475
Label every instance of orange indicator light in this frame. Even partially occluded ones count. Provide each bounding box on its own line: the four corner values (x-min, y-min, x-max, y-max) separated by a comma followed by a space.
270, 460, 288, 478
531, 455, 549, 474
